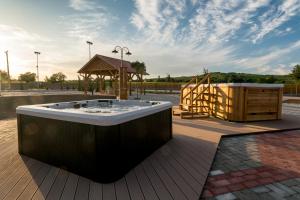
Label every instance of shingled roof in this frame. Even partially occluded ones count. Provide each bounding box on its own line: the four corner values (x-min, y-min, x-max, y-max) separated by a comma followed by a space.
78, 54, 136, 74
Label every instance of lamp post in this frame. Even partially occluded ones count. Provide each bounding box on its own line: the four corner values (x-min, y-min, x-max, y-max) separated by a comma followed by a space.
86, 41, 93, 60
4, 51, 10, 90
0, 62, 2, 96
34, 51, 41, 88
112, 46, 132, 99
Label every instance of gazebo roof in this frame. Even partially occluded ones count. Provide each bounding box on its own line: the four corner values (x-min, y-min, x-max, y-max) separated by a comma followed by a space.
78, 54, 136, 74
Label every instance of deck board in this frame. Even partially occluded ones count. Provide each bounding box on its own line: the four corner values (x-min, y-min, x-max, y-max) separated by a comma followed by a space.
74, 177, 90, 200
0, 112, 300, 200
60, 173, 79, 200
31, 167, 60, 200
0, 158, 35, 199
141, 160, 173, 200
17, 164, 51, 200
149, 156, 188, 200
3, 160, 43, 200
89, 182, 102, 200
154, 154, 198, 200
45, 169, 69, 200
102, 183, 116, 200
115, 177, 131, 200
125, 170, 144, 200
134, 164, 159, 200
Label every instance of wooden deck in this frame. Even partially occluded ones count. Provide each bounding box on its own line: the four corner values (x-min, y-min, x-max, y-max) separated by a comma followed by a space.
0, 112, 300, 200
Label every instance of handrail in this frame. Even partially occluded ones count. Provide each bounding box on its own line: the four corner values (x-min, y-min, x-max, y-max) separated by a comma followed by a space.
182, 74, 210, 100
192, 86, 208, 103
180, 76, 197, 104
181, 76, 197, 92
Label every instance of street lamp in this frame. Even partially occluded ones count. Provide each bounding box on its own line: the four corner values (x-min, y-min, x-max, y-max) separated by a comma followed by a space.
86, 41, 93, 60
0, 62, 1, 96
34, 51, 41, 87
112, 46, 132, 99
4, 51, 10, 90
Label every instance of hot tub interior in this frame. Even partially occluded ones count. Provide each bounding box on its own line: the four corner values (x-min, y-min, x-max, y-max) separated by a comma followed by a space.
44, 99, 161, 114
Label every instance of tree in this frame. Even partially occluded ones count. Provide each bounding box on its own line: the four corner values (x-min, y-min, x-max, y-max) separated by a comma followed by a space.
292, 64, 300, 81
291, 64, 300, 96
166, 74, 171, 82
0, 70, 9, 81
131, 61, 146, 75
45, 72, 67, 83
18, 72, 36, 83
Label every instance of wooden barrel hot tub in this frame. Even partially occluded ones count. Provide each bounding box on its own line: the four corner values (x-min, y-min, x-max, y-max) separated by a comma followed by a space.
182, 83, 283, 122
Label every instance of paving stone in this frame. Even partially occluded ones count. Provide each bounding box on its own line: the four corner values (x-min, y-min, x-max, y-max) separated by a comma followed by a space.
258, 177, 274, 185
215, 193, 236, 200
238, 190, 260, 199
228, 184, 244, 192
266, 184, 287, 197
274, 183, 297, 196
210, 170, 225, 176
258, 193, 278, 200
212, 187, 230, 195
291, 186, 300, 193
213, 180, 231, 187
244, 180, 260, 188
251, 186, 270, 193
294, 178, 300, 184
202, 131, 300, 199
269, 191, 287, 200
287, 194, 300, 200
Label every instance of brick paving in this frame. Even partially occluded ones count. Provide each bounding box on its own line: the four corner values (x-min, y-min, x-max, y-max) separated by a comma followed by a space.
201, 130, 300, 200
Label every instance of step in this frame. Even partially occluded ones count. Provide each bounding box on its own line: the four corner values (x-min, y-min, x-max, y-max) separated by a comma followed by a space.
180, 104, 209, 108
172, 107, 189, 116
180, 112, 210, 119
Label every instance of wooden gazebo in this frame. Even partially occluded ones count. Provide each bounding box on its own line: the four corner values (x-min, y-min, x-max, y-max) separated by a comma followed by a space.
78, 54, 146, 99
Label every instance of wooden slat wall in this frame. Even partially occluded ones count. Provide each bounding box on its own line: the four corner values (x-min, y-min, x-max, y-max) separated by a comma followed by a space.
182, 85, 283, 122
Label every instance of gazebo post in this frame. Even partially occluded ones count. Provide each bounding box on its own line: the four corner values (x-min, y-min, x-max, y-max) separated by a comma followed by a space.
84, 73, 88, 96
97, 75, 105, 95
83, 73, 91, 96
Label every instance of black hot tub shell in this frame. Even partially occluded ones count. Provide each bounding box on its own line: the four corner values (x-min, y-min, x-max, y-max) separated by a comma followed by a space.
16, 99, 172, 183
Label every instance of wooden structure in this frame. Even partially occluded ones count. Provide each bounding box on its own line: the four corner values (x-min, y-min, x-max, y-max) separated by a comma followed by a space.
210, 83, 283, 121
174, 73, 211, 118
78, 54, 146, 99
175, 74, 283, 121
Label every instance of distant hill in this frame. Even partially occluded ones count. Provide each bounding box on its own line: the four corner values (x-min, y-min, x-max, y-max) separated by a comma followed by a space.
146, 72, 294, 84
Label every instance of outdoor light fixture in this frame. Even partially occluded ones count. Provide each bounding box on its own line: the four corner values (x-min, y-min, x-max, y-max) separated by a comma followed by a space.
86, 41, 93, 59
112, 46, 132, 99
34, 51, 41, 88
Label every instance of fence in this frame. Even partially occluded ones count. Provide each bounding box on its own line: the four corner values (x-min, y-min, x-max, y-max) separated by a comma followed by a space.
130, 82, 182, 93
283, 84, 300, 96
1, 81, 300, 96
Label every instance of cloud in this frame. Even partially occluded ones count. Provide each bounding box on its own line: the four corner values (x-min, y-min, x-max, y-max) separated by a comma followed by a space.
69, 0, 95, 11
60, 12, 109, 41
188, 0, 270, 45
61, 3, 116, 42
234, 40, 300, 73
3, 0, 300, 80
250, 0, 300, 43
130, 0, 187, 44
0, 24, 49, 43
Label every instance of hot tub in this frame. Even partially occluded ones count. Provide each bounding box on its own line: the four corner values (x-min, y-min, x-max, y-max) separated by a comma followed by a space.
182, 83, 283, 121
16, 99, 172, 182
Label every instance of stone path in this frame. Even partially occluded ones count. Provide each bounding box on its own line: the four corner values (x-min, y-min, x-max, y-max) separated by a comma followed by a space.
201, 130, 300, 200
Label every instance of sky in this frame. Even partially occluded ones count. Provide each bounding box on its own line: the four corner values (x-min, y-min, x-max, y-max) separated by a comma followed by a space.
0, 0, 300, 80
